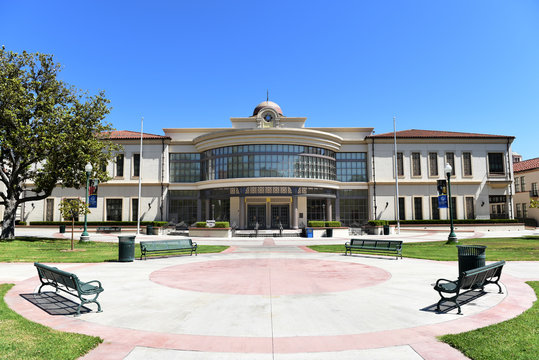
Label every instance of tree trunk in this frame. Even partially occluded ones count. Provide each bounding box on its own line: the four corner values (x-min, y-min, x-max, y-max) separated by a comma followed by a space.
71, 218, 75, 250
1, 198, 18, 240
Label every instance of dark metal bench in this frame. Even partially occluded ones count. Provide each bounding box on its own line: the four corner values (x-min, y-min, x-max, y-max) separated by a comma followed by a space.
434, 260, 505, 314
140, 239, 197, 260
96, 226, 121, 233
34, 262, 104, 316
345, 239, 403, 259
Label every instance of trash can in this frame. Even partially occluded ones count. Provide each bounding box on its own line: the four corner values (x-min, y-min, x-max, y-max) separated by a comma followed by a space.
306, 228, 313, 238
326, 228, 333, 237
59, 225, 66, 233
383, 225, 390, 235
118, 235, 136, 262
457, 245, 486, 274
146, 225, 153, 235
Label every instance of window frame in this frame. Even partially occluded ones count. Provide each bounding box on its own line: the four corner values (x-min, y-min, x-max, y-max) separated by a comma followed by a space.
413, 197, 423, 220
396, 152, 404, 177
115, 154, 125, 178
488, 153, 505, 176
428, 152, 438, 177
105, 198, 123, 222
445, 152, 455, 176
411, 152, 421, 177
462, 152, 473, 177
132, 153, 140, 178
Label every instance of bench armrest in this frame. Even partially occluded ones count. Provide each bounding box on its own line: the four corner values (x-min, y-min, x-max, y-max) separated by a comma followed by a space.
435, 278, 455, 287
83, 280, 103, 288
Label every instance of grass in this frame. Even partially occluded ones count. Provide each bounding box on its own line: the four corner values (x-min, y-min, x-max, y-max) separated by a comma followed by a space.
0, 237, 228, 262
0, 283, 102, 360
440, 281, 539, 360
308, 236, 539, 261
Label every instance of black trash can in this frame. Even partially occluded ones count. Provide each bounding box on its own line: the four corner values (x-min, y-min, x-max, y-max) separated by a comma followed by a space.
383, 225, 390, 235
118, 235, 136, 262
326, 228, 333, 237
146, 225, 153, 235
457, 245, 486, 274
59, 225, 66, 233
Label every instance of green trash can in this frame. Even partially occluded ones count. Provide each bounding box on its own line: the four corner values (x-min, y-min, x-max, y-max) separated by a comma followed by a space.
457, 245, 486, 275
146, 225, 153, 235
326, 228, 333, 237
383, 225, 390, 235
118, 236, 136, 262
59, 225, 66, 233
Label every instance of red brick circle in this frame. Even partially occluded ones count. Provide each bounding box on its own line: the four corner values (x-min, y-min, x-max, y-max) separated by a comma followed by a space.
150, 258, 391, 295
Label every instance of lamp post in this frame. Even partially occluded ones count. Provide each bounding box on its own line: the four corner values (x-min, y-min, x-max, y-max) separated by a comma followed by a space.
80, 162, 93, 242
445, 163, 458, 244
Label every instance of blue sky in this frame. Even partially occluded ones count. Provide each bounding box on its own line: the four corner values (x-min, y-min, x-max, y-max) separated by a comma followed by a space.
2, 0, 539, 158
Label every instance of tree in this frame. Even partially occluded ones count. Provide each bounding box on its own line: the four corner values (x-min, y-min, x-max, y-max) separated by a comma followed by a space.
531, 199, 539, 208
0, 47, 120, 239
58, 198, 89, 251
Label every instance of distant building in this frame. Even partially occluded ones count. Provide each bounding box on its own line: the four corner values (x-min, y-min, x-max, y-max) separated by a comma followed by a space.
513, 157, 539, 226
11, 101, 516, 228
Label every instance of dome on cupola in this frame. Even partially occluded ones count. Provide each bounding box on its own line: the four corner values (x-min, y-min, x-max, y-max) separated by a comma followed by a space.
252, 101, 283, 116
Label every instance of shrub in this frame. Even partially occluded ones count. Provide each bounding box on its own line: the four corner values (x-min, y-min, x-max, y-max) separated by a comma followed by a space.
308, 221, 326, 227
195, 221, 207, 228
326, 221, 341, 227
214, 221, 230, 228
368, 220, 388, 226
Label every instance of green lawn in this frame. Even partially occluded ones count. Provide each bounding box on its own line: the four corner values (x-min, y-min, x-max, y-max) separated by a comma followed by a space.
309, 236, 539, 261
0, 283, 102, 360
440, 281, 539, 360
0, 237, 228, 262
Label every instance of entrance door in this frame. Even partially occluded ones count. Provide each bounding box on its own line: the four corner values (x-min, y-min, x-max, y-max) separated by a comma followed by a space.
271, 205, 289, 229
247, 205, 266, 229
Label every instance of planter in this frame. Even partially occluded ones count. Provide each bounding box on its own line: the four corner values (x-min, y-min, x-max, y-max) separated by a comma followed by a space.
151, 227, 160, 235
189, 227, 232, 238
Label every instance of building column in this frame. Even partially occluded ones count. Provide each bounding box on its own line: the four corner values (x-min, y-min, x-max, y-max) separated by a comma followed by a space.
335, 195, 340, 223
239, 187, 246, 229
204, 199, 210, 221
326, 198, 332, 222
196, 198, 202, 222
292, 187, 299, 229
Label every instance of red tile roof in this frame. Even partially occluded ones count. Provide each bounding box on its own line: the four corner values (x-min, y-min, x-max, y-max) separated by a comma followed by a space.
514, 157, 539, 173
101, 130, 170, 140
368, 129, 514, 139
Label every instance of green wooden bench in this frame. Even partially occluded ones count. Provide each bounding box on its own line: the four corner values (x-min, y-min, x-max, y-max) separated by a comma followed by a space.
434, 260, 505, 314
96, 226, 121, 233
34, 262, 104, 316
345, 239, 403, 259
140, 239, 197, 260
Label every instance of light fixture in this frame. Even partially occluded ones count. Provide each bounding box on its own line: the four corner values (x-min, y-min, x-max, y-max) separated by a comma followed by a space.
445, 163, 457, 244
148, 202, 152, 210
481, 201, 485, 207
444, 163, 452, 177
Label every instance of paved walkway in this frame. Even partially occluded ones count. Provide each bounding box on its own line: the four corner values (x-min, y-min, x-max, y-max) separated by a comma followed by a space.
2, 228, 539, 359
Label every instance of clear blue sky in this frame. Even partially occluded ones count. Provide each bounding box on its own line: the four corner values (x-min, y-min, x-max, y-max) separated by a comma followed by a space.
2, 0, 538, 158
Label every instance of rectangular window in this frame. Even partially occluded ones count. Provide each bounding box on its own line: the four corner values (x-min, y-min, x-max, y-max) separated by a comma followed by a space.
106, 199, 122, 221
451, 197, 457, 219
429, 153, 438, 177
116, 154, 124, 177
488, 153, 505, 175
521, 176, 526, 192
133, 154, 140, 177
412, 152, 421, 177
489, 195, 507, 219
515, 178, 520, 192
516, 203, 522, 218
445, 152, 455, 176
399, 197, 405, 220
532, 183, 538, 197
131, 198, 138, 222
431, 197, 440, 220
465, 197, 475, 219
463, 152, 472, 176
336, 152, 367, 182
522, 203, 528, 218
414, 197, 423, 220
170, 153, 201, 182
46, 199, 54, 222
397, 152, 404, 177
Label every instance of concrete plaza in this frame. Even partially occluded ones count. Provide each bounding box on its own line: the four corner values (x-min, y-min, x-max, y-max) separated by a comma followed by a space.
2, 227, 539, 359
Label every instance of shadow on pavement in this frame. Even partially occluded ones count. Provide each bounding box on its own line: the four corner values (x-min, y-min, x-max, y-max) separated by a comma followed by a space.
20, 292, 91, 316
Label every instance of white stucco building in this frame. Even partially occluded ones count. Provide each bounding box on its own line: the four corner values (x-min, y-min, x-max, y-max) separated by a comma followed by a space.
11, 101, 516, 229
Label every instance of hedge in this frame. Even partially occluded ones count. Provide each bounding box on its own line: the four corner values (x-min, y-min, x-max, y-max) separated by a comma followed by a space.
386, 219, 520, 225
194, 221, 230, 228
308, 221, 342, 227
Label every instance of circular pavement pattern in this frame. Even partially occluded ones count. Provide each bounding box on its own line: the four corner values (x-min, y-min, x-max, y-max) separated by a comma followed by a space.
150, 258, 391, 295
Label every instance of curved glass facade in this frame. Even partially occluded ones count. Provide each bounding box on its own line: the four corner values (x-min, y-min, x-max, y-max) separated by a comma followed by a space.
201, 144, 336, 180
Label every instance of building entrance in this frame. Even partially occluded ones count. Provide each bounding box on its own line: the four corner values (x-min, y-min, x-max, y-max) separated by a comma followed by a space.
271, 205, 289, 229
247, 205, 266, 229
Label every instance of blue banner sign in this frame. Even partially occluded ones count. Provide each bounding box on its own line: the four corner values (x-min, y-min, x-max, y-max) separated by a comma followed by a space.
89, 195, 98, 208
438, 195, 448, 209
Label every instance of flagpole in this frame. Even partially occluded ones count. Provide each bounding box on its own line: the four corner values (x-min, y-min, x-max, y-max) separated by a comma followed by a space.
137, 117, 143, 235
394, 116, 400, 234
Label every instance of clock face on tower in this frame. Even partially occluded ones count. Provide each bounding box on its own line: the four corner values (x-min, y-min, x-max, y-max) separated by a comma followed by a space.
264, 113, 273, 122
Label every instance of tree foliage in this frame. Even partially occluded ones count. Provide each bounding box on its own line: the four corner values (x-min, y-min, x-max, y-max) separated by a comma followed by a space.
531, 199, 539, 208
0, 47, 120, 239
